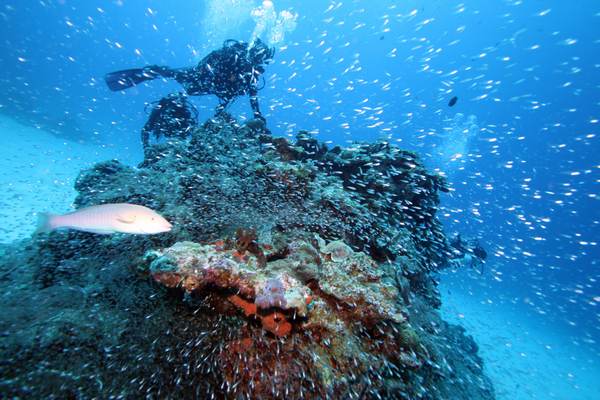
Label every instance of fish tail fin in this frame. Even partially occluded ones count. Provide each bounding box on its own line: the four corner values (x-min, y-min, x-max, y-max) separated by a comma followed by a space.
36, 212, 56, 234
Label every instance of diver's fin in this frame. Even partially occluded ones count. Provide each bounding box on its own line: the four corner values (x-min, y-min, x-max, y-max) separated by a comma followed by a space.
104, 67, 160, 91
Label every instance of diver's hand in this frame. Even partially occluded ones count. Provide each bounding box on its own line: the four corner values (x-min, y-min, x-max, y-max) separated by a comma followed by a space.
253, 113, 266, 124
247, 114, 269, 133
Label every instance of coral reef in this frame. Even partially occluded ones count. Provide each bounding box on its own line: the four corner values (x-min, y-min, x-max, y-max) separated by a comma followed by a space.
0, 116, 494, 399
144, 235, 416, 396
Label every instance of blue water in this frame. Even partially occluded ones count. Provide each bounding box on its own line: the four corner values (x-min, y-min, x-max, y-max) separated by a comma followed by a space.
1, 1, 598, 398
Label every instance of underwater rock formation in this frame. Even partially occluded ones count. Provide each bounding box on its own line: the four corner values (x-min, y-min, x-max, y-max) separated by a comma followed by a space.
0, 116, 494, 399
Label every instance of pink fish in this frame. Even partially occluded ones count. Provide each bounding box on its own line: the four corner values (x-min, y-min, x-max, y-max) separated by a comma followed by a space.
37, 203, 172, 235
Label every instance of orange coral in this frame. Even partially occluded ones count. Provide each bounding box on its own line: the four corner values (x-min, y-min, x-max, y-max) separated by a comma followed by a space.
227, 294, 292, 337
152, 272, 182, 288
305, 295, 313, 305
228, 294, 257, 317
232, 250, 246, 262
261, 312, 292, 337
235, 228, 258, 252
240, 337, 253, 350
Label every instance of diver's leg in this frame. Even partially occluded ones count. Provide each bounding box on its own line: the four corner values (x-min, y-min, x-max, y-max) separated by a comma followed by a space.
144, 65, 179, 79
141, 105, 162, 151
249, 87, 264, 120
141, 126, 150, 152
215, 98, 231, 116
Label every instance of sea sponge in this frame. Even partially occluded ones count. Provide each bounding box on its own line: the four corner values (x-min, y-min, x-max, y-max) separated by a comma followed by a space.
255, 277, 287, 309
255, 274, 309, 316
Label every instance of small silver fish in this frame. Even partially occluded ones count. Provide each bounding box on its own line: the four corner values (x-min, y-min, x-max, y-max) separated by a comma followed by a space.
37, 203, 172, 235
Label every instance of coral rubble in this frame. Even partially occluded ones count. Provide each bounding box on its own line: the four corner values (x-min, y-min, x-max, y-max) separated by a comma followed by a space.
0, 116, 494, 399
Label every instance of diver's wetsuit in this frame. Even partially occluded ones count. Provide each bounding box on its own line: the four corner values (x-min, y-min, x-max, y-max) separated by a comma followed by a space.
141, 93, 197, 149
145, 40, 272, 119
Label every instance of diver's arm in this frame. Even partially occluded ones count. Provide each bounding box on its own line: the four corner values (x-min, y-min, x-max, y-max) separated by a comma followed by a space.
169, 67, 210, 96
143, 65, 196, 85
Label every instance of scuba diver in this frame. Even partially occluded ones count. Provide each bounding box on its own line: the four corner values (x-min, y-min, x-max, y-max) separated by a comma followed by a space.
105, 39, 275, 120
449, 233, 488, 274
141, 93, 198, 151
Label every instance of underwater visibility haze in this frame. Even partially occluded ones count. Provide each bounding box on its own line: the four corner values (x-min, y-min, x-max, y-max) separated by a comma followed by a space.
0, 1, 598, 399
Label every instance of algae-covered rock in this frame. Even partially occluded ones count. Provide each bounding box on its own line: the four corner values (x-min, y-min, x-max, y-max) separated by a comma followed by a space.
0, 116, 494, 399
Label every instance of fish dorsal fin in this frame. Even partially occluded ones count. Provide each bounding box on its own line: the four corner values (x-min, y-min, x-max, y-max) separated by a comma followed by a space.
117, 215, 137, 224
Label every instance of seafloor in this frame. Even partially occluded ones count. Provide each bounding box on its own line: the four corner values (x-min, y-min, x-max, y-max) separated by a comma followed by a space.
0, 115, 494, 399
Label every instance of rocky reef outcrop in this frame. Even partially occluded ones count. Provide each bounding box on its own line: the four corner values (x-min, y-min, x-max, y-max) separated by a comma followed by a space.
0, 116, 494, 399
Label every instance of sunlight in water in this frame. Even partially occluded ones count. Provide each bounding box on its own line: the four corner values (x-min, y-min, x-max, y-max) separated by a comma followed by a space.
251, 1, 298, 46
201, 0, 255, 49
201, 0, 297, 50
437, 113, 479, 176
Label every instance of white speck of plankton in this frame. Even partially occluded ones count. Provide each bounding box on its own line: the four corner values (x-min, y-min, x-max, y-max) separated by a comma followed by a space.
17, 57, 26, 62
537, 9, 551, 17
